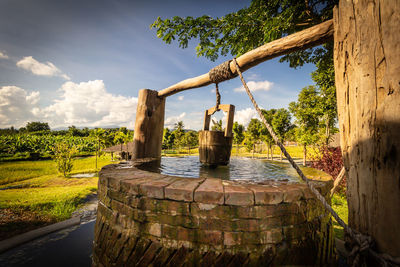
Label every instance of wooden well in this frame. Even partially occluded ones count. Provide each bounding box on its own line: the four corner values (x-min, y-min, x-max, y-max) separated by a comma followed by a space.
199, 104, 235, 166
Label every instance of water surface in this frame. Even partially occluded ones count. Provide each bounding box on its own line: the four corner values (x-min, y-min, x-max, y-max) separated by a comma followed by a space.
139, 156, 302, 183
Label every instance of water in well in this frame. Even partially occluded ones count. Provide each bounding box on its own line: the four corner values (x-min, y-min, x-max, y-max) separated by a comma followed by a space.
138, 156, 302, 183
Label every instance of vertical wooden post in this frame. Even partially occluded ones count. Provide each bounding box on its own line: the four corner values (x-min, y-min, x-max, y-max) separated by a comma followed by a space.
334, 0, 400, 257
132, 89, 165, 159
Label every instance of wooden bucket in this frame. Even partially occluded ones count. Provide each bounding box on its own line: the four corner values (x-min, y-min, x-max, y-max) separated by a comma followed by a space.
199, 104, 235, 166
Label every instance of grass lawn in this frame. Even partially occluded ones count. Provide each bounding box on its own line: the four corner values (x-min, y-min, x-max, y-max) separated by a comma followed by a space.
331, 193, 348, 240
0, 155, 115, 240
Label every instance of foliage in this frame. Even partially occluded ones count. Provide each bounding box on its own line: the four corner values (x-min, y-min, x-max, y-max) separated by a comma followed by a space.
244, 118, 263, 152
309, 146, 345, 192
271, 108, 292, 142
52, 142, 77, 177
232, 122, 245, 145
26, 121, 50, 132
150, 0, 336, 65
173, 121, 185, 148
162, 128, 175, 149
182, 131, 199, 154
289, 86, 321, 146
211, 119, 223, 131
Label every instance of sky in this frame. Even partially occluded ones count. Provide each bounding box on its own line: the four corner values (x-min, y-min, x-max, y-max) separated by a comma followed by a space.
0, 0, 317, 130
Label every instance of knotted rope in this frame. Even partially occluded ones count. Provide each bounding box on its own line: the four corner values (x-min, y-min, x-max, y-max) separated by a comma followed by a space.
232, 57, 400, 267
209, 60, 236, 111
209, 60, 237, 84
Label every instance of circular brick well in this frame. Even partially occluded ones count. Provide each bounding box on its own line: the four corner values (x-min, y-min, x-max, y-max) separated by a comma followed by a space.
93, 160, 334, 266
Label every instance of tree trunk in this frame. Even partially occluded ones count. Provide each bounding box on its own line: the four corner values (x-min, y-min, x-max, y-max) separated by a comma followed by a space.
271, 145, 273, 160
334, 1, 400, 257
303, 145, 307, 167
267, 145, 270, 160
236, 143, 239, 156
325, 116, 330, 145
252, 143, 255, 158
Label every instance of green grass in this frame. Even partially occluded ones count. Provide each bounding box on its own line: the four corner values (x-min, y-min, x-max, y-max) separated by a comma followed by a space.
0, 155, 114, 222
331, 193, 348, 239
0, 155, 113, 185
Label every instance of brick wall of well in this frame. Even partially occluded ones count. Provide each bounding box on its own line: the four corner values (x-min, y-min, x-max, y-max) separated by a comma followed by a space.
93, 163, 334, 266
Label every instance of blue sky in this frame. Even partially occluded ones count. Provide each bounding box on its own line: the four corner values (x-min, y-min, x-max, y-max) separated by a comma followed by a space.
0, 0, 316, 130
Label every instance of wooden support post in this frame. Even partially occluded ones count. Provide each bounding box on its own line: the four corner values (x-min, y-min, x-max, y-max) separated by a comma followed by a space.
330, 167, 345, 197
132, 89, 165, 160
334, 0, 400, 257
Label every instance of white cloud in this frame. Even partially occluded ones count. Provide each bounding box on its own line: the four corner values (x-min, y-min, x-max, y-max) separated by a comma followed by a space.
234, 80, 274, 92
178, 95, 184, 101
40, 80, 137, 128
164, 112, 186, 129
0, 51, 8, 59
0, 80, 138, 129
0, 86, 40, 127
16, 56, 70, 80
234, 108, 258, 127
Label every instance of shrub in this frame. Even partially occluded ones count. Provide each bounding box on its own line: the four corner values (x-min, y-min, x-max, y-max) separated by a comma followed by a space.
309, 146, 346, 193
52, 142, 77, 177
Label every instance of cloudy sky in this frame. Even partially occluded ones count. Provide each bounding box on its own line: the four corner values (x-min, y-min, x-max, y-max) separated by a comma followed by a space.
0, 0, 316, 130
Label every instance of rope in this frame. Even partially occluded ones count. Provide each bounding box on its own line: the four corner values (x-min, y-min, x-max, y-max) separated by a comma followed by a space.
232, 58, 400, 267
209, 60, 237, 84
215, 83, 221, 109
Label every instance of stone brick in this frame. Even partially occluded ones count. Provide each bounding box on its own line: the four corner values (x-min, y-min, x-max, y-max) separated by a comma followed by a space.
139, 176, 178, 199
165, 177, 204, 202
145, 213, 198, 229
248, 185, 284, 205
223, 182, 254, 206
137, 197, 190, 216
120, 177, 150, 196
258, 217, 282, 230
197, 217, 261, 232
282, 184, 304, 202
148, 222, 162, 237
162, 224, 222, 246
194, 178, 224, 204
283, 224, 310, 240
224, 228, 282, 246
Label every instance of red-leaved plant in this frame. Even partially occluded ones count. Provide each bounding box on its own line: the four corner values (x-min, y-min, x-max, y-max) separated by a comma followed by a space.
309, 146, 346, 193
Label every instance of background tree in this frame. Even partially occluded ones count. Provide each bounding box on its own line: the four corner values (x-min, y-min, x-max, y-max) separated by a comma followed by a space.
173, 121, 185, 151
52, 141, 77, 177
245, 118, 263, 157
211, 119, 223, 131
91, 128, 106, 170
26, 121, 50, 132
182, 131, 198, 155
232, 122, 245, 155
114, 131, 126, 156
261, 109, 276, 159
311, 47, 337, 144
271, 108, 292, 160
289, 86, 321, 165
163, 128, 175, 150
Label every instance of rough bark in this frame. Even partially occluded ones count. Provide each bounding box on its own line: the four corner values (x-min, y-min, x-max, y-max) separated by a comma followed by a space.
132, 89, 165, 159
334, 0, 400, 257
158, 20, 334, 98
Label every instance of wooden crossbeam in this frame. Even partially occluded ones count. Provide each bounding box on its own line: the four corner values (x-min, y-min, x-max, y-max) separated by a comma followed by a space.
158, 19, 333, 98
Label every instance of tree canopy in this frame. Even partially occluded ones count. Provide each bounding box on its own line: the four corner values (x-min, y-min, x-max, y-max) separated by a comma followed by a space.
151, 0, 337, 67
